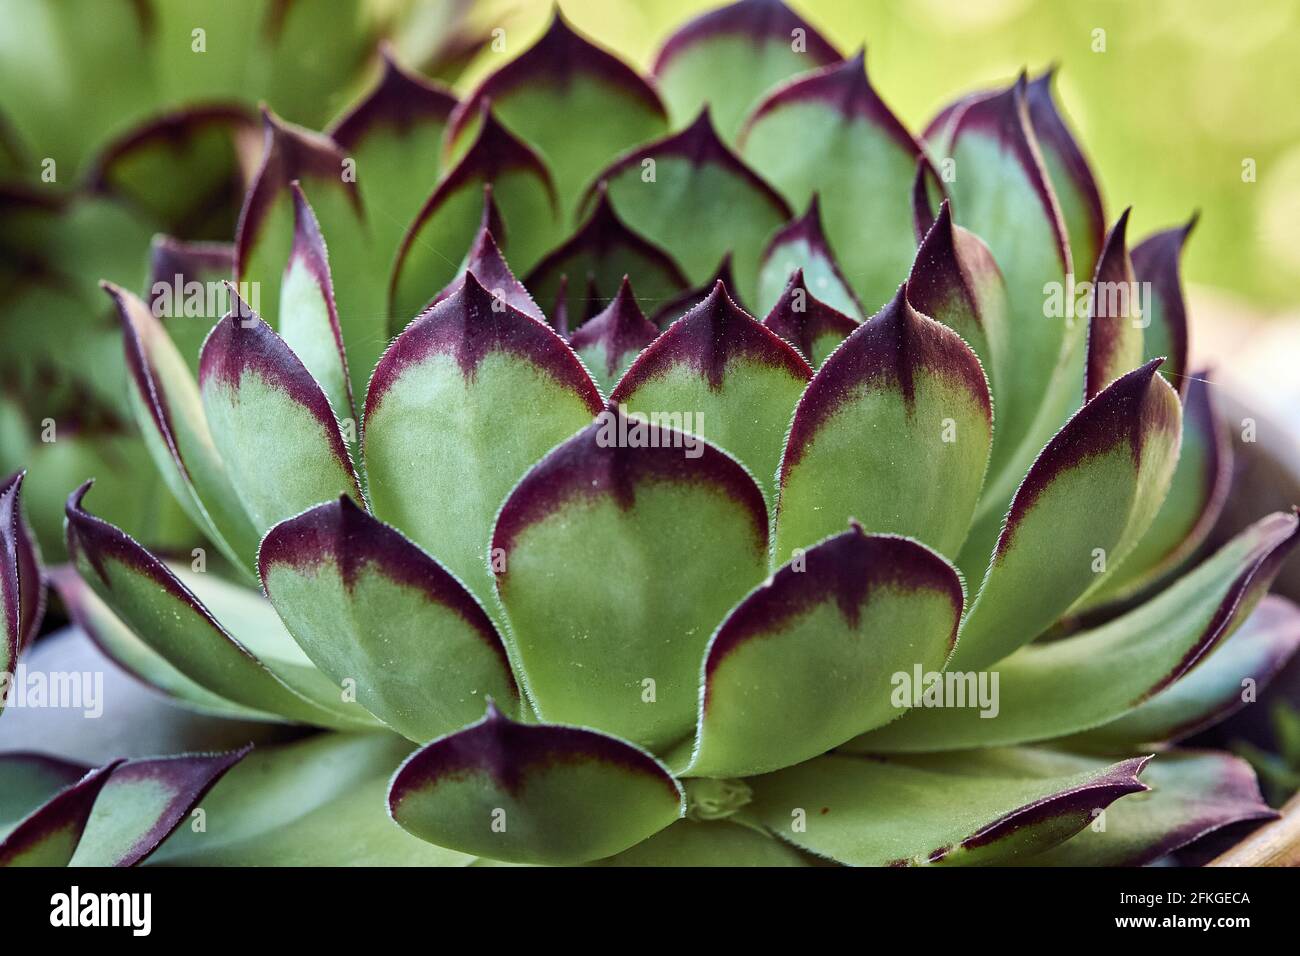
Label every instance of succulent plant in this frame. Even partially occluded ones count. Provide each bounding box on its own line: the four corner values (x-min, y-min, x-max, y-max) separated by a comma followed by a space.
3, 0, 1299, 868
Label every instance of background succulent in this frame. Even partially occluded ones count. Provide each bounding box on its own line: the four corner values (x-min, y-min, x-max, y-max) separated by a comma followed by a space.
2, 0, 1299, 867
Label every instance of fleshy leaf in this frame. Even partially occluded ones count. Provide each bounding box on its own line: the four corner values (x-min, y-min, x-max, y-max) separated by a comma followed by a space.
1070, 595, 1300, 748
610, 282, 810, 502
852, 511, 1299, 752
65, 483, 371, 728
568, 277, 659, 396
1024, 69, 1106, 283
1084, 209, 1142, 401
744, 749, 1148, 866
446, 12, 667, 216
652, 0, 840, 143
430, 221, 543, 320
279, 183, 356, 428
774, 287, 992, 564
681, 525, 962, 777
761, 269, 858, 369
0, 471, 43, 677
906, 200, 1009, 404
0, 762, 118, 867
953, 360, 1182, 669
392, 106, 558, 322
363, 272, 602, 610
146, 235, 235, 379
0, 753, 89, 842
1083, 374, 1231, 605
389, 703, 684, 864
68, 749, 250, 866
259, 496, 520, 742
1133, 216, 1196, 397
328, 43, 457, 265
492, 410, 769, 751
649, 253, 746, 328
104, 282, 262, 575
583, 110, 790, 304
596, 819, 808, 866
147, 733, 473, 866
755, 195, 862, 319
525, 185, 690, 327
1029, 750, 1275, 867
199, 293, 363, 538
740, 50, 925, 312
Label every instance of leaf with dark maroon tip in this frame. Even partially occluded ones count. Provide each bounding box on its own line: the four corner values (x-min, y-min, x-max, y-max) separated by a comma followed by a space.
0, 762, 118, 867
1083, 374, 1231, 606
0, 471, 43, 680
741, 50, 926, 312
430, 222, 543, 320
491, 409, 769, 752
774, 287, 992, 563
1028, 750, 1276, 867
389, 703, 684, 864
761, 269, 858, 369
569, 277, 660, 395
235, 109, 385, 400
952, 361, 1182, 669
583, 110, 790, 303
652, 0, 841, 143
392, 106, 558, 321
610, 282, 811, 501
65, 483, 374, 729
0, 753, 89, 842
744, 749, 1149, 866
1073, 595, 1300, 749
679, 525, 962, 777
259, 496, 520, 742
525, 186, 690, 327
147, 235, 235, 378
1024, 69, 1106, 282
199, 291, 362, 538
1085, 209, 1143, 400
66, 748, 250, 866
1133, 216, 1196, 397
756, 195, 862, 319
853, 512, 1299, 752
280, 183, 356, 427
364, 271, 601, 611
446, 12, 667, 216
649, 253, 746, 327
103, 282, 262, 574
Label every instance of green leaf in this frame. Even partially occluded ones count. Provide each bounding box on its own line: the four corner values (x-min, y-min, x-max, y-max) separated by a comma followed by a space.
64, 483, 372, 729
363, 272, 601, 610
148, 733, 474, 866
1029, 750, 1275, 867
596, 819, 808, 866
755, 195, 863, 319
492, 408, 769, 752
744, 749, 1148, 866
1024, 69, 1106, 283
146, 235, 235, 380
774, 287, 992, 564
584, 110, 790, 304
852, 511, 1299, 752
525, 185, 690, 328
430, 219, 544, 320
198, 296, 363, 538
761, 269, 858, 369
610, 282, 811, 502
392, 107, 558, 323
952, 360, 1182, 669
740, 51, 925, 312
67, 749, 250, 866
1069, 595, 1300, 749
0, 762, 118, 867
651, 0, 841, 143
104, 282, 262, 576
389, 703, 684, 864
679, 525, 963, 777
1133, 216, 1196, 398
446, 12, 667, 217
0, 753, 88, 841
259, 496, 520, 742
1085, 209, 1143, 400
1082, 375, 1232, 605
568, 277, 660, 397
0, 471, 43, 683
